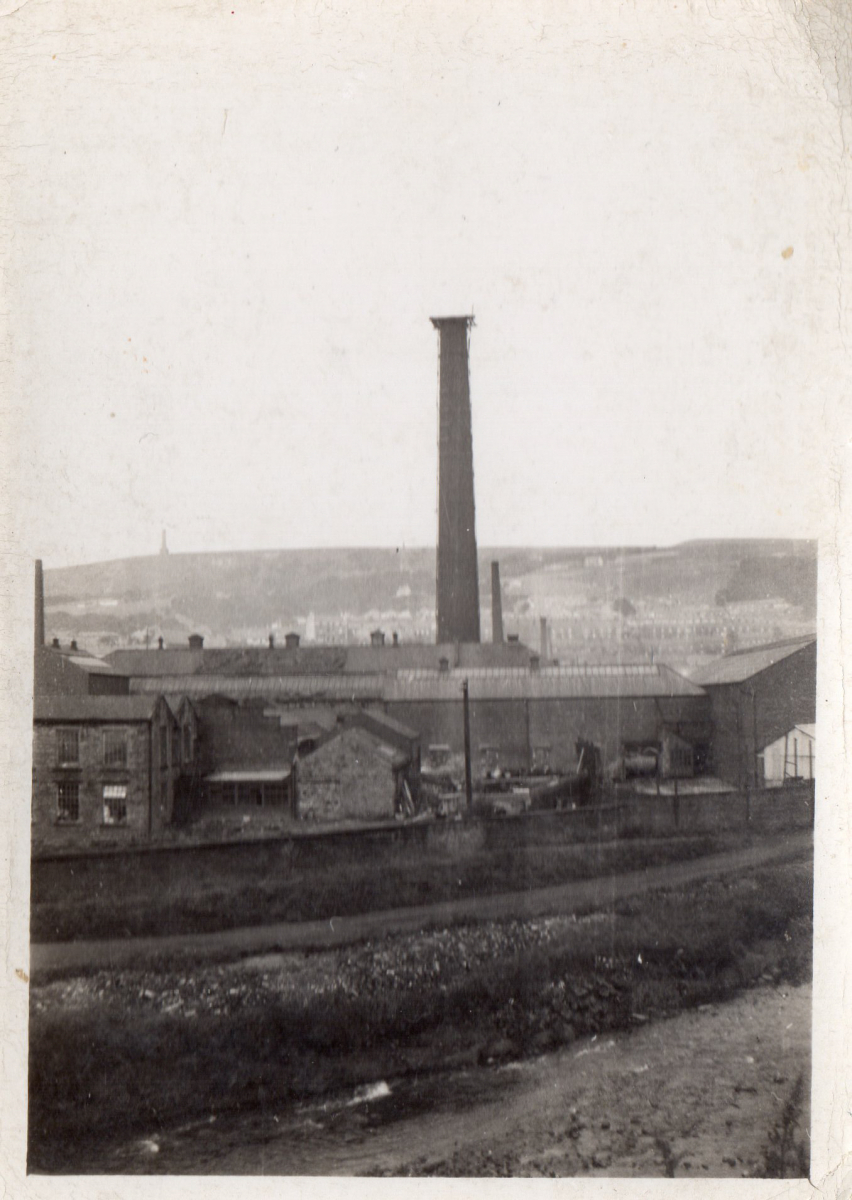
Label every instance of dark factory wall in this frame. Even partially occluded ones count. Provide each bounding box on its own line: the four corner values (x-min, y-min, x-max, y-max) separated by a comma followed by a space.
706, 643, 817, 787
387, 694, 712, 776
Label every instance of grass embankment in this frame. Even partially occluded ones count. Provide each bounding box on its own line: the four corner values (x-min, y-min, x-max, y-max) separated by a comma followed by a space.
33, 828, 748, 942
28, 856, 813, 1173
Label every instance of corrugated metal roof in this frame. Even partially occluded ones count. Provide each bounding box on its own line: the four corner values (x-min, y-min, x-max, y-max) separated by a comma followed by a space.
690, 638, 815, 686
206, 768, 291, 783
386, 663, 705, 701
33, 695, 162, 722
130, 674, 386, 699
128, 664, 703, 702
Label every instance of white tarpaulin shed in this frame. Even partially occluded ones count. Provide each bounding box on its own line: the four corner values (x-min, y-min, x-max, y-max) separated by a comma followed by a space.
761, 724, 815, 785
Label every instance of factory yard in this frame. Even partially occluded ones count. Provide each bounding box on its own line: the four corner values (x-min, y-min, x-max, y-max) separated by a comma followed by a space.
28, 844, 812, 1176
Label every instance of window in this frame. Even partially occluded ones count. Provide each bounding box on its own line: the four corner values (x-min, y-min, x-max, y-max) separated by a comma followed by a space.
159, 724, 168, 768
57, 781, 79, 822
265, 782, 287, 807
183, 724, 192, 763
103, 729, 128, 767
172, 727, 181, 767
56, 728, 79, 766
103, 785, 127, 825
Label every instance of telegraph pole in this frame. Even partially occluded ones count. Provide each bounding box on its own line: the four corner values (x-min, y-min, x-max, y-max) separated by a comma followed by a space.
462, 678, 473, 813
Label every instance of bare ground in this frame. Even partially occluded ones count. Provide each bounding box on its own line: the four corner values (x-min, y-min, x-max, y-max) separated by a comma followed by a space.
98, 982, 810, 1177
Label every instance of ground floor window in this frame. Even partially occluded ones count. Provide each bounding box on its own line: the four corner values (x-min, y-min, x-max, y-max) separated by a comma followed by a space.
57, 781, 79, 822
264, 782, 287, 807
103, 784, 128, 825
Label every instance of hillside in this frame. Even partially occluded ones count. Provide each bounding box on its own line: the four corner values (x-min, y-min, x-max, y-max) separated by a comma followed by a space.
42, 540, 816, 671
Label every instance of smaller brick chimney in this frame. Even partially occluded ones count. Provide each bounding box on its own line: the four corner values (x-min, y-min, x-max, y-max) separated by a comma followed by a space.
188, 633, 204, 650
284, 632, 300, 649
370, 629, 385, 647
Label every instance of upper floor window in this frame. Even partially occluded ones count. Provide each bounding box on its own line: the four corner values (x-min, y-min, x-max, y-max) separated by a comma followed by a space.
160, 724, 168, 768
103, 729, 128, 768
183, 724, 192, 763
56, 728, 79, 766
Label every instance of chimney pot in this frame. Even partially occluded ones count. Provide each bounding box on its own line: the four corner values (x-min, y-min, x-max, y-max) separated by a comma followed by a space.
188, 633, 204, 650
392, 632, 399, 647
158, 636, 164, 650
284, 632, 300, 649
52, 637, 60, 648
370, 629, 385, 647
269, 633, 275, 649
70, 639, 78, 651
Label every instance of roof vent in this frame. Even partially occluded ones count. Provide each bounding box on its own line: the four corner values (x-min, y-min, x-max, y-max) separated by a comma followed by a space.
284, 632, 300, 649
188, 633, 204, 650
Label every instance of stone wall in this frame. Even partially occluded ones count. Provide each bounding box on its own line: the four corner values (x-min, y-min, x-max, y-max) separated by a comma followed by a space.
297, 727, 398, 822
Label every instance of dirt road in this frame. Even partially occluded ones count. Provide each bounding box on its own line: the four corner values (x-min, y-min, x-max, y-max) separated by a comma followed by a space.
102, 982, 811, 1176
30, 830, 811, 974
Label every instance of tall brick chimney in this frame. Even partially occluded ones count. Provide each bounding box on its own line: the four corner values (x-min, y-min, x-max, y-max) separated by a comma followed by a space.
431, 315, 480, 645
34, 559, 45, 650
491, 561, 504, 644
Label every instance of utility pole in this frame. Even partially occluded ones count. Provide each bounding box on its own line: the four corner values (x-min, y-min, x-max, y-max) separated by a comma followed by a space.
462, 678, 473, 813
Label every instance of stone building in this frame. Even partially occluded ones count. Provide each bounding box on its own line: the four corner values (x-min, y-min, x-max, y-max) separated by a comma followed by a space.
31, 694, 185, 853
297, 720, 419, 823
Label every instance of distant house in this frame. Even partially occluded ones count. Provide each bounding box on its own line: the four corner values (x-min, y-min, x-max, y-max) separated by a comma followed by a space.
297, 718, 420, 823
691, 637, 816, 788
761, 724, 815, 785
31, 694, 188, 853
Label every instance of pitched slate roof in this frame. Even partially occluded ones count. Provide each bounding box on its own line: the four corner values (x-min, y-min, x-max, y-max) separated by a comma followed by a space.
690, 637, 815, 687
303, 723, 409, 770
105, 640, 533, 678
33, 695, 162, 722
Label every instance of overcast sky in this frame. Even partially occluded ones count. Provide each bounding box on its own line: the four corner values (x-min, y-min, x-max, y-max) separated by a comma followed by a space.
6, 0, 845, 568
